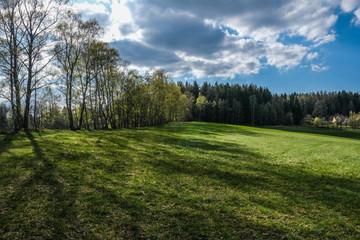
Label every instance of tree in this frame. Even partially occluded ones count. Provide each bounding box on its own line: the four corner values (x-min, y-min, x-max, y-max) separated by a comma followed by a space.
184, 91, 194, 121
348, 111, 360, 129
55, 11, 103, 130
20, 0, 66, 130
271, 95, 284, 125
333, 115, 344, 128
349, 100, 355, 113
313, 117, 321, 127
77, 20, 103, 129
89, 42, 120, 129
303, 114, 313, 126
292, 97, 303, 125
259, 102, 272, 125
0, 0, 24, 130
196, 93, 207, 121
0, 102, 8, 129
313, 99, 328, 118
313, 117, 328, 127
232, 99, 243, 124
55, 11, 84, 130
249, 95, 257, 126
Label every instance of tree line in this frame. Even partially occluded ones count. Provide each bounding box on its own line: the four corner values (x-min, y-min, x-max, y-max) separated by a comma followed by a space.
0, 0, 359, 131
0, 0, 188, 131
178, 81, 360, 128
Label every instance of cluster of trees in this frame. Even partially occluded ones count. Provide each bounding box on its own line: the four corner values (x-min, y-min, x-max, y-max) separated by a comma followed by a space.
308, 111, 360, 129
179, 82, 360, 128
0, 0, 188, 131
348, 111, 360, 129
36, 69, 188, 130
0, 0, 67, 130
0, 0, 358, 131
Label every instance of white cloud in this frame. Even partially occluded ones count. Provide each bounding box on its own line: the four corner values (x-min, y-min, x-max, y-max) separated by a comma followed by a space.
341, 0, 360, 25
307, 52, 319, 61
341, 0, 360, 12
311, 64, 329, 72
95, 0, 111, 3
72, 0, 142, 42
105, 0, 140, 41
73, 1, 109, 16
353, 8, 360, 25
313, 31, 337, 47
265, 42, 308, 69
71, 0, 356, 78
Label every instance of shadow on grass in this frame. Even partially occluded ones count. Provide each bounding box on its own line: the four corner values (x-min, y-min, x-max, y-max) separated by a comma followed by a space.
263, 125, 360, 141
1, 126, 359, 239
0, 132, 17, 158
89, 125, 359, 238
0, 132, 99, 239
131, 131, 360, 238
155, 122, 266, 137
146, 137, 359, 214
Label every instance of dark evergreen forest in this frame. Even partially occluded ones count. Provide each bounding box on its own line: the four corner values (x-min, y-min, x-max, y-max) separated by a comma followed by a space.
178, 81, 360, 128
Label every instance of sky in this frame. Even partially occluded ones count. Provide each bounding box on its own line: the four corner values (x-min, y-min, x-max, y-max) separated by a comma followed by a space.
72, 0, 360, 93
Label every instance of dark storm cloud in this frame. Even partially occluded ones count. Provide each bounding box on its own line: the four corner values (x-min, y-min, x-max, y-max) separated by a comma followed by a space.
124, 3, 229, 57
129, 0, 287, 17
142, 15, 226, 57
110, 40, 181, 67
128, 0, 295, 35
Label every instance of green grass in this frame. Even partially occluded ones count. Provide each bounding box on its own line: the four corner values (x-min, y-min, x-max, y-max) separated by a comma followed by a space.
0, 122, 359, 239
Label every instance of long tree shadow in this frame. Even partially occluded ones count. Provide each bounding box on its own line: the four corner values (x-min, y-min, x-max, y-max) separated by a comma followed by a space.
104, 124, 360, 211
81, 131, 294, 238
0, 132, 25, 191
142, 135, 360, 238
2, 128, 359, 239
43, 130, 152, 238
78, 125, 360, 238
0, 132, 99, 239
0, 132, 17, 158
154, 122, 266, 137
263, 125, 360, 141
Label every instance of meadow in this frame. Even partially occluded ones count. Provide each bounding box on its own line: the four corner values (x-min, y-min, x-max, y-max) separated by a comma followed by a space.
0, 122, 359, 239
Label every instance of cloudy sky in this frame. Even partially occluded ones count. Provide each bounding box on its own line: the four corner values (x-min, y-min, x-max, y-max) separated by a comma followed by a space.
72, 0, 360, 93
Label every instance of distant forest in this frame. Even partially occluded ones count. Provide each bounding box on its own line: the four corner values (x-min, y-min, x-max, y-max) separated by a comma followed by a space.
177, 82, 360, 128
0, 0, 359, 131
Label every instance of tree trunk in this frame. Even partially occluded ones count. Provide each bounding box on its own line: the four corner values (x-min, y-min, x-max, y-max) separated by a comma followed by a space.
23, 49, 33, 131
66, 75, 75, 130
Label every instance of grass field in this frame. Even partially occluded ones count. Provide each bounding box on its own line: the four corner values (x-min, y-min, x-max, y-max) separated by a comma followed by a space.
0, 122, 359, 239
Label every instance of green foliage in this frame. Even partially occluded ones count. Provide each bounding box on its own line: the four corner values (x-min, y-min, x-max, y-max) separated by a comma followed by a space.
313, 117, 328, 127
303, 114, 313, 126
1, 122, 359, 239
0, 103, 8, 129
334, 115, 344, 128
195, 93, 207, 121
348, 111, 360, 129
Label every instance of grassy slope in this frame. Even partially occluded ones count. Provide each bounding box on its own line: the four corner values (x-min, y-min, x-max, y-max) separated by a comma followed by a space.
0, 122, 359, 239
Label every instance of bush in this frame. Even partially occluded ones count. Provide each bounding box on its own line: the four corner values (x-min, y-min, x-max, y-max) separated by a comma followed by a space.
313, 117, 328, 127
348, 111, 360, 129
303, 114, 313, 126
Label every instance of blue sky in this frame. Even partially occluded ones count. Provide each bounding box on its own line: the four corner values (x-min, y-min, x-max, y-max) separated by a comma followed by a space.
72, 0, 360, 93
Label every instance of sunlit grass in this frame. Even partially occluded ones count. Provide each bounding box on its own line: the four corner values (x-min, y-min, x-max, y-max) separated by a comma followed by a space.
0, 122, 359, 239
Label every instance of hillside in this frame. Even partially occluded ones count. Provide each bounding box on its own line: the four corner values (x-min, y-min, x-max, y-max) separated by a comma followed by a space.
1, 122, 359, 239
